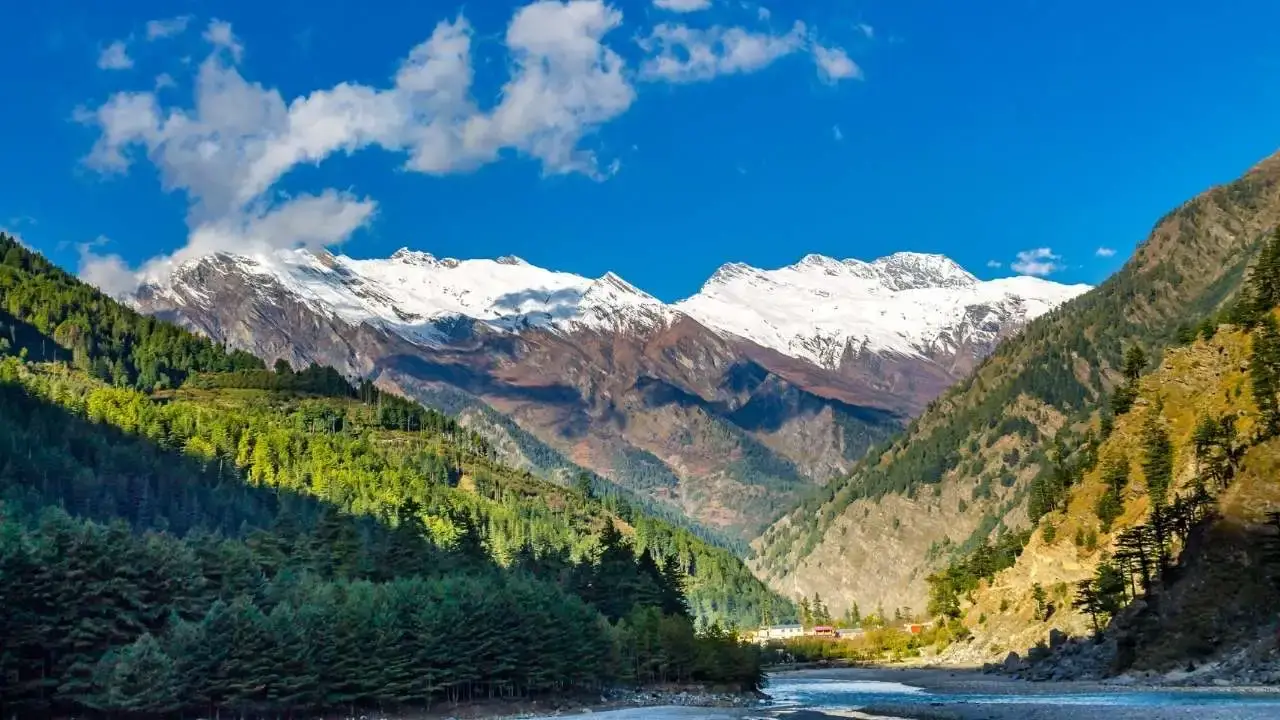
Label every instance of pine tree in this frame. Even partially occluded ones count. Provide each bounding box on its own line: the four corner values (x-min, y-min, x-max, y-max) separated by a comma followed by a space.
1141, 411, 1174, 507
1252, 314, 1280, 437
88, 633, 182, 714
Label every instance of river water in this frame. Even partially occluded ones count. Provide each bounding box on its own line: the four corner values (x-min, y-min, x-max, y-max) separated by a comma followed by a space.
530, 669, 1280, 720
767, 672, 1280, 718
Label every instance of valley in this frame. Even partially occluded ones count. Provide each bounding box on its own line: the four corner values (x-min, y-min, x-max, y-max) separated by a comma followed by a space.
11, 2, 1280, 718
132, 248, 1086, 539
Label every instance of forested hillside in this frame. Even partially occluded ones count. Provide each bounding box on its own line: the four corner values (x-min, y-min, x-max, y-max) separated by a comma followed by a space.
755, 150, 1280, 615
0, 233, 785, 717
927, 237, 1280, 676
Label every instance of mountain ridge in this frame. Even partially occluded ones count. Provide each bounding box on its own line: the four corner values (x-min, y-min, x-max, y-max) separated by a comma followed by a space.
130, 245, 1088, 539
754, 148, 1280, 616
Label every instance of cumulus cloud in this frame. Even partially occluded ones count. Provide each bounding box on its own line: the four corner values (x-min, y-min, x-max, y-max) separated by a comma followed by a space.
1096, 246, 1117, 257
857, 23, 874, 39
78, 3, 859, 294
1011, 247, 1061, 276
147, 16, 192, 40
654, 0, 711, 10
812, 43, 860, 83
78, 4, 643, 290
97, 41, 133, 70
637, 21, 807, 83
758, 7, 771, 21
986, 260, 1003, 268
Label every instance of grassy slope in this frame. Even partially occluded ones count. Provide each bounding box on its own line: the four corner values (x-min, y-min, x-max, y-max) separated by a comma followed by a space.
753, 150, 1280, 615
948, 326, 1262, 660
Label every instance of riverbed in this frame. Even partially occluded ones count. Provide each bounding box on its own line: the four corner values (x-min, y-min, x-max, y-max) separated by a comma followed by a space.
526, 667, 1280, 719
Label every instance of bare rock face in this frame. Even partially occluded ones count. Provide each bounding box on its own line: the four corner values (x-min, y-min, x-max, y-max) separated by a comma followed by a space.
131, 248, 1084, 539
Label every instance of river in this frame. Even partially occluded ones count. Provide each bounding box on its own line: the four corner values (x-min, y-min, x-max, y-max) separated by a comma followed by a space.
530, 668, 1280, 719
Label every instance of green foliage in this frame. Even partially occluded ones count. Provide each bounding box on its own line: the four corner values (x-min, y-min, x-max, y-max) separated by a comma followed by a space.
1041, 522, 1057, 545
1096, 450, 1131, 531
925, 529, 1032, 619
1251, 314, 1280, 437
1140, 412, 1174, 508
1028, 434, 1097, 522
0, 238, 780, 715
1031, 583, 1049, 621
0, 233, 263, 390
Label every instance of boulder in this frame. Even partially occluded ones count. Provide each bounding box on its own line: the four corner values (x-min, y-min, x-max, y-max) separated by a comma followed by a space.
1049, 628, 1068, 651
1002, 651, 1025, 673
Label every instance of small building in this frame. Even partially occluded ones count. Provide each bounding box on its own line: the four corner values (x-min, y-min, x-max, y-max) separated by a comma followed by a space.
751, 623, 805, 643
812, 625, 838, 637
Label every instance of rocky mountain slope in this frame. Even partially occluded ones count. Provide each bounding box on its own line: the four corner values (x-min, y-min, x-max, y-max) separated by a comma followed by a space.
754, 149, 1280, 614
943, 316, 1280, 684
132, 248, 1085, 539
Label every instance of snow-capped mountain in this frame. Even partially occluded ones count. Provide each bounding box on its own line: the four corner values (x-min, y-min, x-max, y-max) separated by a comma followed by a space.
152, 247, 677, 345
675, 252, 1090, 371
134, 245, 1091, 539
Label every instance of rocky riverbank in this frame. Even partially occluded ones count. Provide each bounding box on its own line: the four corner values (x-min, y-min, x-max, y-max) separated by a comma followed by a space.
421, 686, 767, 719
977, 625, 1280, 688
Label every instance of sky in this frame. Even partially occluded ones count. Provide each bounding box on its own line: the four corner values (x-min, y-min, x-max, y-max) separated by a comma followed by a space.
4, 0, 1280, 301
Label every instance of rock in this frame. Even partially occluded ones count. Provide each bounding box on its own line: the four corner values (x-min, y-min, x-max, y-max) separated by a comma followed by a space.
1213, 678, 1231, 687
1049, 628, 1068, 651
1003, 651, 1025, 673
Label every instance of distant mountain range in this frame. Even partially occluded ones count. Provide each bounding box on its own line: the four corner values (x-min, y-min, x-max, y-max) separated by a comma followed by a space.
132, 247, 1088, 538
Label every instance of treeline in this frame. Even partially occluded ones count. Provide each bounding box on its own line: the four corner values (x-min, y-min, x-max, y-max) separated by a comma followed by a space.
0, 238, 774, 716
0, 505, 761, 716
0, 233, 263, 389
187, 362, 494, 454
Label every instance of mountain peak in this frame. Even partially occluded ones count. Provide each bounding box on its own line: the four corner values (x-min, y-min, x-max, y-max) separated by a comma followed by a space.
675, 251, 1088, 368
391, 247, 438, 266
871, 251, 978, 290
704, 262, 759, 289
793, 253, 845, 272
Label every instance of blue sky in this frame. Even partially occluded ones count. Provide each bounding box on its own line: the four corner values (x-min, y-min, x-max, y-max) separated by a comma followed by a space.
4, 0, 1280, 301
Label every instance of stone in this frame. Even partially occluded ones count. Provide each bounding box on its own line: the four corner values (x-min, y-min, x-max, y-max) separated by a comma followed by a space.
1049, 628, 1068, 651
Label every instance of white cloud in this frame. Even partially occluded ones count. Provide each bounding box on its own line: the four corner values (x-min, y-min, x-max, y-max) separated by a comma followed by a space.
97, 41, 134, 70
79, 191, 378, 295
812, 43, 860, 83
638, 21, 807, 83
1011, 247, 1061, 276
857, 23, 874, 39
147, 16, 192, 40
77, 241, 140, 297
203, 19, 244, 63
78, 3, 644, 291
457, 1, 635, 177
986, 260, 1002, 268
832, 124, 843, 141
758, 7, 771, 21
654, 0, 711, 10
1095, 246, 1117, 257
155, 73, 176, 90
